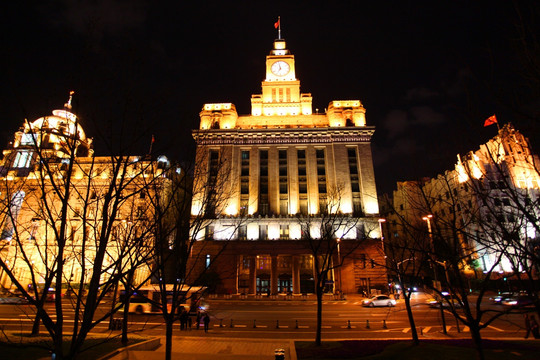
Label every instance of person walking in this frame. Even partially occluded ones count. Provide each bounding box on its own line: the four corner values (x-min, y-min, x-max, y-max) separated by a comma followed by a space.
530, 315, 540, 339
203, 313, 210, 333
179, 309, 188, 330
196, 311, 202, 330
524, 314, 532, 339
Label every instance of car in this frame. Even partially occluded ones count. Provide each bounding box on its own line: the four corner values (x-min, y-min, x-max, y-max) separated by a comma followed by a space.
427, 293, 462, 308
502, 294, 534, 307
362, 295, 396, 307
489, 292, 514, 304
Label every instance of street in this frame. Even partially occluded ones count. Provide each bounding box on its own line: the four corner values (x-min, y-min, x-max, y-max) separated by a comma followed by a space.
0, 292, 530, 340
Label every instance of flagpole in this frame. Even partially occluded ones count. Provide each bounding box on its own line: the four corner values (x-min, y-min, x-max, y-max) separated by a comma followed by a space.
148, 135, 154, 155
278, 16, 281, 39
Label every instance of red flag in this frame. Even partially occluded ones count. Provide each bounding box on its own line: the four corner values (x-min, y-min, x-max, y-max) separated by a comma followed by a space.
151, 135, 155, 143
484, 115, 497, 127
274, 18, 280, 29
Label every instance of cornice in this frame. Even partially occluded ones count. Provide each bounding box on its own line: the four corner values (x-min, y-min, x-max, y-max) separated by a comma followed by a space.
192, 126, 375, 145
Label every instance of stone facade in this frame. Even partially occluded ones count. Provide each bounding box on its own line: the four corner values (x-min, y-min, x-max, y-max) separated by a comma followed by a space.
188, 38, 387, 295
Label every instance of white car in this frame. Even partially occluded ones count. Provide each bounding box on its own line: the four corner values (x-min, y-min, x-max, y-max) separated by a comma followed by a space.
362, 295, 396, 307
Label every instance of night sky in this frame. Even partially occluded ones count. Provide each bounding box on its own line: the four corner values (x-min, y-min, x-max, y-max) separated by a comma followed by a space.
2, 1, 539, 195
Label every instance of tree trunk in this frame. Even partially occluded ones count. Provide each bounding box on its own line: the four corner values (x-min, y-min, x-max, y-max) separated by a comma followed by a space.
31, 314, 40, 335
315, 285, 323, 346
122, 299, 130, 345
470, 323, 485, 360
165, 317, 173, 360
403, 294, 419, 345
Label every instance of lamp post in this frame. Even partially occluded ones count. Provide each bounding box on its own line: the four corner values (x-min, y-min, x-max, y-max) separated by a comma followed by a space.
422, 215, 438, 285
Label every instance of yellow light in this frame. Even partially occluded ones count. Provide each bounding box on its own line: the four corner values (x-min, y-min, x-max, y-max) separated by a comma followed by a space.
225, 204, 237, 216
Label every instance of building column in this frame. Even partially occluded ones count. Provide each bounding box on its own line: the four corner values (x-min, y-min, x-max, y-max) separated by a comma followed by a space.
292, 255, 300, 294
271, 255, 278, 295
249, 255, 257, 295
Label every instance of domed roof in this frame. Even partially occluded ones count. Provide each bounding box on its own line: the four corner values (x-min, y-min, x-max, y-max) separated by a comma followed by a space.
28, 108, 87, 142
19, 91, 93, 158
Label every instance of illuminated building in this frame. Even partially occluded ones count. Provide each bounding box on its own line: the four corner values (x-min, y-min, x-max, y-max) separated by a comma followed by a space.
188, 37, 387, 295
388, 123, 540, 276
0, 95, 175, 291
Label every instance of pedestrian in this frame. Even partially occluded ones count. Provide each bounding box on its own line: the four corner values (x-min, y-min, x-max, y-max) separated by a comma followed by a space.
530, 315, 540, 339
196, 311, 202, 330
524, 314, 532, 339
203, 313, 210, 333
180, 309, 188, 330
187, 315, 192, 330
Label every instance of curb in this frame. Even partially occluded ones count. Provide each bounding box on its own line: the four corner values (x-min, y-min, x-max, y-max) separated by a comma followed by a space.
98, 337, 161, 360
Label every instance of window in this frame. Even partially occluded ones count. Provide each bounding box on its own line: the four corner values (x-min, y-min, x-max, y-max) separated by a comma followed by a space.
238, 225, 247, 240
259, 225, 268, 240
13, 151, 33, 168
359, 254, 366, 269
205, 226, 214, 240
280, 225, 289, 240
21, 133, 37, 145
1, 191, 25, 240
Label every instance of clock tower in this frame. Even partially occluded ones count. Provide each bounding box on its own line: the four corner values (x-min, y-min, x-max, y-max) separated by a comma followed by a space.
251, 38, 313, 116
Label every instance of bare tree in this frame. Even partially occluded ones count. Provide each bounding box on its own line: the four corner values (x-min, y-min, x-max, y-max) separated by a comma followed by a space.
295, 187, 379, 346
120, 144, 245, 360
0, 104, 163, 359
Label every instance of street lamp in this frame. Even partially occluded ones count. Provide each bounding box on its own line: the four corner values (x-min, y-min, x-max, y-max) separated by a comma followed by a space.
422, 214, 433, 251
422, 215, 439, 287
378, 218, 386, 258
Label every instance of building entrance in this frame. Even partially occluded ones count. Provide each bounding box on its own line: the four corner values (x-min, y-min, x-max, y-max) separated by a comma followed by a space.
256, 276, 270, 294
300, 273, 315, 294
278, 278, 292, 293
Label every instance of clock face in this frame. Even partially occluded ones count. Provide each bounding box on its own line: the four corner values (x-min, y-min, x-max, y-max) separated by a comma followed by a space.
271, 61, 290, 76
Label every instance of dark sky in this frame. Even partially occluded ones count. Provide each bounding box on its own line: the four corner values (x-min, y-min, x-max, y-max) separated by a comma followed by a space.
1, 1, 539, 194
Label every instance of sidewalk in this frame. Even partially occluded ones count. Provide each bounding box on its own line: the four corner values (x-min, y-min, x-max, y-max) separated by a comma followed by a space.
106, 336, 296, 360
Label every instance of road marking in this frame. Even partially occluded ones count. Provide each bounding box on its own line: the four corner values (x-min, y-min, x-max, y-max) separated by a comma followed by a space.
321, 325, 331, 328
341, 325, 357, 329
402, 328, 410, 333
297, 325, 309, 329
488, 325, 504, 332
423, 326, 431, 333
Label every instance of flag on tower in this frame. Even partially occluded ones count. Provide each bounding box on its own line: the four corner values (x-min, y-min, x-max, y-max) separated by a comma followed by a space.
483, 115, 497, 127
274, 18, 280, 29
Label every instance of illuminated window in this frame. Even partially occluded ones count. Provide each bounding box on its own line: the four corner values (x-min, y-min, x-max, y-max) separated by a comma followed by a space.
21, 133, 37, 145
13, 151, 33, 168
205, 254, 211, 268
280, 225, 289, 240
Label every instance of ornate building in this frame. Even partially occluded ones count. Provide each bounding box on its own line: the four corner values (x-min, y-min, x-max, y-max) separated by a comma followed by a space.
387, 123, 540, 280
188, 37, 387, 295
0, 95, 176, 294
